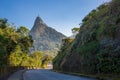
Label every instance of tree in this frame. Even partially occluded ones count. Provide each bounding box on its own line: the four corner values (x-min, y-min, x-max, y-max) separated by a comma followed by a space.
0, 18, 33, 66
72, 27, 80, 34
17, 26, 33, 53
42, 55, 52, 68
17, 26, 29, 37
20, 53, 31, 67
9, 46, 23, 66
30, 51, 43, 67
0, 18, 8, 29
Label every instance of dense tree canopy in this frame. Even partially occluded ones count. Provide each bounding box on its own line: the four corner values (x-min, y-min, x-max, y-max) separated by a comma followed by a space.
0, 18, 52, 68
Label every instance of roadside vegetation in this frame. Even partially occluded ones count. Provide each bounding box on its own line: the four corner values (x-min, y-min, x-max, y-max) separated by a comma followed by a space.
0, 18, 52, 78
53, 0, 120, 79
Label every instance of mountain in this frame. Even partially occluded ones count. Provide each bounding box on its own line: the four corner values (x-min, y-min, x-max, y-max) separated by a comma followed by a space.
53, 0, 120, 75
30, 16, 66, 53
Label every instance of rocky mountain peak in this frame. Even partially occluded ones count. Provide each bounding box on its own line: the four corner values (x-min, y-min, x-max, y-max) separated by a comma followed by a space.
30, 16, 66, 53
35, 16, 44, 24
33, 16, 46, 28
30, 16, 47, 38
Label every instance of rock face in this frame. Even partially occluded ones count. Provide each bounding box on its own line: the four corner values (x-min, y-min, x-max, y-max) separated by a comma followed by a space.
53, 0, 120, 74
30, 16, 66, 52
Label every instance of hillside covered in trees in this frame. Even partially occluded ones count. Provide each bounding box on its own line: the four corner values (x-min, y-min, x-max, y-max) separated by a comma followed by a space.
53, 0, 120, 76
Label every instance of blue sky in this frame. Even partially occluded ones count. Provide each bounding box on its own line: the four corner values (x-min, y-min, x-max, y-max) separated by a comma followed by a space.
0, 0, 111, 36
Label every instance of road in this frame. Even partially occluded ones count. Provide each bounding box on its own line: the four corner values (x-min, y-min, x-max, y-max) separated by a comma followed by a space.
23, 69, 96, 80
7, 70, 24, 80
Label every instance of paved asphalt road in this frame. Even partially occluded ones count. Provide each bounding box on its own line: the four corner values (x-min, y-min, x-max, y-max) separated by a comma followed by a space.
7, 70, 24, 80
23, 69, 96, 80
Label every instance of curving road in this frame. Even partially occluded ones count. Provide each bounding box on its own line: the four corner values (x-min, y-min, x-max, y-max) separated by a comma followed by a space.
23, 69, 96, 80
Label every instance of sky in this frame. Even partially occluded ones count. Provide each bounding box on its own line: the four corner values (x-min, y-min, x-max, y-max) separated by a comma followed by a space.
0, 0, 111, 36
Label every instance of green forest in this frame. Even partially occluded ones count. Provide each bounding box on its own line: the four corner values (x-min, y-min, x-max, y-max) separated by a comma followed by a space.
0, 19, 52, 68
53, 0, 120, 79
